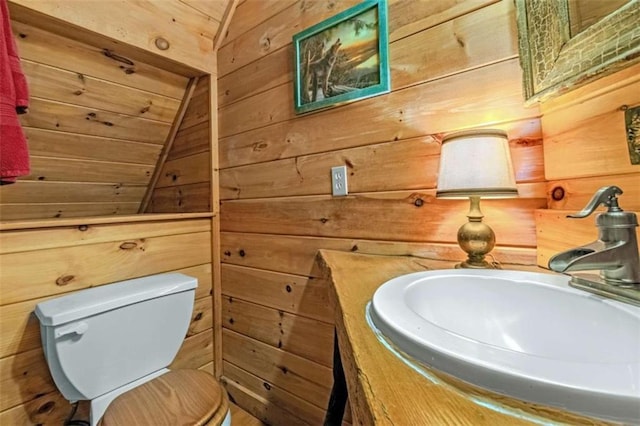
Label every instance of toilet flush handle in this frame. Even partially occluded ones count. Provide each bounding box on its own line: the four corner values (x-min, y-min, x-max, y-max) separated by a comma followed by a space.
55, 321, 89, 339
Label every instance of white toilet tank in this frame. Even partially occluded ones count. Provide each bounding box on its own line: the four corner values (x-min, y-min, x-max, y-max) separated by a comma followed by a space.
35, 273, 197, 402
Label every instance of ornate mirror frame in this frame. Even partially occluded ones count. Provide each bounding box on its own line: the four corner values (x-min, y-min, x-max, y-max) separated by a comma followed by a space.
515, 0, 640, 105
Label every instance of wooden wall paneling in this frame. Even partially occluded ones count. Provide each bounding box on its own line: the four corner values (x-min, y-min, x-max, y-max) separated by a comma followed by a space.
179, 0, 225, 23
218, 0, 500, 79
221, 194, 545, 247
219, 60, 538, 167
0, 182, 146, 204
222, 296, 333, 367
223, 362, 326, 425
217, 0, 504, 107
208, 74, 223, 378
0, 390, 72, 426
26, 157, 153, 184
154, 152, 212, 189
219, 58, 530, 139
188, 296, 214, 337
0, 347, 56, 412
0, 231, 212, 305
147, 76, 212, 215
0, 297, 212, 410
536, 209, 640, 268
217, 44, 292, 108
0, 218, 210, 255
179, 84, 211, 131
139, 77, 199, 212
25, 128, 162, 164
542, 63, 640, 180
228, 401, 268, 426
221, 264, 333, 323
147, 183, 212, 213
220, 130, 544, 200
21, 60, 181, 123
0, 203, 141, 221
219, 0, 297, 49
216, 0, 544, 420
218, 0, 361, 77
171, 330, 214, 370
221, 233, 537, 276
547, 174, 640, 211
12, 21, 189, 100
222, 379, 310, 426
212, 0, 240, 52
168, 122, 210, 161
0, 216, 214, 423
0, 263, 211, 359
220, 136, 439, 200
222, 329, 332, 409
8, 0, 219, 74
388, 0, 497, 41
20, 98, 170, 144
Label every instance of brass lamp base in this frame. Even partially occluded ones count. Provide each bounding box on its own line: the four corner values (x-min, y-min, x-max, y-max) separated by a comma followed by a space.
456, 196, 500, 269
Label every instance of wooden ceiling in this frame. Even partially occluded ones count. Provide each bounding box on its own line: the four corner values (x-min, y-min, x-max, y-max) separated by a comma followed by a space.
0, 0, 233, 221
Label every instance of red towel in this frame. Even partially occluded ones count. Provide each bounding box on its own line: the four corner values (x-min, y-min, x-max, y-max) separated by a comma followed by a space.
0, 0, 30, 185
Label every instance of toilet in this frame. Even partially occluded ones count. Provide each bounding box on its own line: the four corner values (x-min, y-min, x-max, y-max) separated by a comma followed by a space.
34, 273, 231, 426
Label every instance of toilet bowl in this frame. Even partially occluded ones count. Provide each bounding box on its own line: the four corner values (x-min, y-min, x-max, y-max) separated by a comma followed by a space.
34, 273, 231, 426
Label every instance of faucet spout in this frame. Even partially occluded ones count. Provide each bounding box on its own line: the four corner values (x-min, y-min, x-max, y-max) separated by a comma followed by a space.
548, 240, 638, 284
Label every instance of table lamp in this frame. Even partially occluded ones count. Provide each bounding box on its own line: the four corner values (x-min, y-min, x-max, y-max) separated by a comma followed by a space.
436, 129, 518, 268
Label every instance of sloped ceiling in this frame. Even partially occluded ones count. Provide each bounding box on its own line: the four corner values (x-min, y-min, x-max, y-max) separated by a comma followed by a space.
0, 0, 234, 221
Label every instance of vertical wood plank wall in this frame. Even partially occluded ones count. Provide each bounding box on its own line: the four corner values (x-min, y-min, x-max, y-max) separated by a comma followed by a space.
0, 217, 214, 424
147, 77, 213, 213
216, 0, 546, 423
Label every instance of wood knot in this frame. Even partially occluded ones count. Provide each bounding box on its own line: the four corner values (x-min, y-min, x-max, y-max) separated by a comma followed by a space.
238, 249, 246, 257
551, 186, 565, 201
194, 312, 203, 321
285, 284, 292, 293
119, 241, 138, 250
56, 275, 75, 286
37, 401, 55, 414
155, 37, 170, 50
260, 36, 271, 50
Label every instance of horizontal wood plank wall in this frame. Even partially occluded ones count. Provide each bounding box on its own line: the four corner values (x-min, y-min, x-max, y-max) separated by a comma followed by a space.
0, 20, 189, 221
537, 62, 640, 267
216, 0, 543, 423
147, 77, 212, 213
0, 218, 214, 424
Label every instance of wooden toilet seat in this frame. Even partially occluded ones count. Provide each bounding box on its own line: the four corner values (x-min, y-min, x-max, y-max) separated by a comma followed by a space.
100, 369, 229, 426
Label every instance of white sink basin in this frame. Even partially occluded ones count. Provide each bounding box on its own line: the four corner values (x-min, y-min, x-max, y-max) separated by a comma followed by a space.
370, 269, 640, 423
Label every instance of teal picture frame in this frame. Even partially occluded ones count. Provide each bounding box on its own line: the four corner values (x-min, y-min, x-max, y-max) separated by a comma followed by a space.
293, 0, 390, 114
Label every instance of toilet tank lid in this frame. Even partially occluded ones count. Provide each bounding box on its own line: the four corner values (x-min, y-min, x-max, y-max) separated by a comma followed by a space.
35, 273, 197, 327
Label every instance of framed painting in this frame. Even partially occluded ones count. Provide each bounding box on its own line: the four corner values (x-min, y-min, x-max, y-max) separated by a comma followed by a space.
293, 0, 390, 114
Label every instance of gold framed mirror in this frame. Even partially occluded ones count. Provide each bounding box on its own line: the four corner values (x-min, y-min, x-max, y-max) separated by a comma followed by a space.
515, 0, 640, 105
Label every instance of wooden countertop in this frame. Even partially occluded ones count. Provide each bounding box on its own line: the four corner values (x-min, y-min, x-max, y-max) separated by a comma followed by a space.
317, 250, 609, 426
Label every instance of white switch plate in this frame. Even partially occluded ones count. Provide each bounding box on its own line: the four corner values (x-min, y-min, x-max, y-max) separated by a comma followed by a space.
331, 166, 348, 196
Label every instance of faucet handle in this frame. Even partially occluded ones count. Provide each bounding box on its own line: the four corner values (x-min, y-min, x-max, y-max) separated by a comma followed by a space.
568, 186, 624, 218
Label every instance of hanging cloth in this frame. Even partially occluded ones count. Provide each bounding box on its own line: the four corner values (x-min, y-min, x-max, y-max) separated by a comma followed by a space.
0, 0, 30, 185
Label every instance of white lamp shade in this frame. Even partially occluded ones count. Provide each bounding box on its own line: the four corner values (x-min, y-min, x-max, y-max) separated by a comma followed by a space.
436, 129, 518, 199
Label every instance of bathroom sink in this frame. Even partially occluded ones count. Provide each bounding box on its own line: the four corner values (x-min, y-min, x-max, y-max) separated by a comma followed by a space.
369, 269, 640, 423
